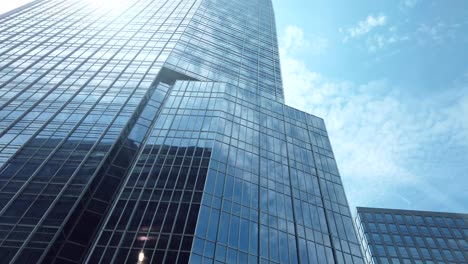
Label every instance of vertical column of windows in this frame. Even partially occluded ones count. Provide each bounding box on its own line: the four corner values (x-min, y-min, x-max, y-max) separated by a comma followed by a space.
305, 113, 363, 264
258, 108, 298, 264
87, 81, 212, 264
165, 0, 284, 102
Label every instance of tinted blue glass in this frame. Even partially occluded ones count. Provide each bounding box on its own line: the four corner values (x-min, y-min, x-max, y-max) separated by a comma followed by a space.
356, 207, 468, 264
0, 0, 363, 263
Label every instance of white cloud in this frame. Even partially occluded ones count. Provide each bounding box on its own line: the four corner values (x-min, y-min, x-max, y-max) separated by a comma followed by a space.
367, 35, 390, 52
282, 25, 328, 55
418, 23, 444, 43
280, 35, 468, 212
343, 17, 409, 52
402, 0, 421, 8
283, 25, 308, 50
344, 14, 387, 42
416, 21, 467, 45
366, 32, 409, 52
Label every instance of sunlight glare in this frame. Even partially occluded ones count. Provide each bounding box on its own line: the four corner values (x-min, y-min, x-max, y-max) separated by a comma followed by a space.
89, 0, 129, 12
138, 251, 145, 262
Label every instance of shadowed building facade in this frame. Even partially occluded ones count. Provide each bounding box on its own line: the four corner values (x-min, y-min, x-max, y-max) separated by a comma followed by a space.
0, 0, 363, 263
355, 207, 467, 264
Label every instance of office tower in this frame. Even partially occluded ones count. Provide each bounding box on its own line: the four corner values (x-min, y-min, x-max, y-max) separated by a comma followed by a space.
0, 0, 364, 263
355, 207, 468, 264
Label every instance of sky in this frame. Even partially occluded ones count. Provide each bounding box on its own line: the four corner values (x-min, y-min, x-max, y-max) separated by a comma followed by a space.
272, 0, 468, 213
1, 1, 467, 214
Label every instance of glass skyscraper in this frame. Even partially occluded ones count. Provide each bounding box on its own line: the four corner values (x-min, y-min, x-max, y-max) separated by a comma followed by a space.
355, 207, 468, 264
0, 0, 363, 263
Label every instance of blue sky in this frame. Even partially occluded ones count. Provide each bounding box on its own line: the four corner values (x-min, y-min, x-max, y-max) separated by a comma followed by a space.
272, 0, 468, 213
1, 1, 467, 213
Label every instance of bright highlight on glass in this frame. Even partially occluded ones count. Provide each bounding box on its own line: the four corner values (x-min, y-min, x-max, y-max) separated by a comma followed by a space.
138, 252, 145, 262
89, 0, 128, 12
0, 0, 35, 15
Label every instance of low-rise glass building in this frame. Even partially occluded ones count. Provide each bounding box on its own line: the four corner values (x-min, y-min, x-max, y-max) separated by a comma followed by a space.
355, 207, 467, 264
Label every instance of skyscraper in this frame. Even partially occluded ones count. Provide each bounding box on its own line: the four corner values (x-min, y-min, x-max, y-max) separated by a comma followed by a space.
355, 207, 468, 264
0, 0, 364, 263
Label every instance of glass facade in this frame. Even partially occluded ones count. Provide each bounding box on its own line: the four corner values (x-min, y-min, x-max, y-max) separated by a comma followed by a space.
355, 207, 468, 264
0, 0, 363, 263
